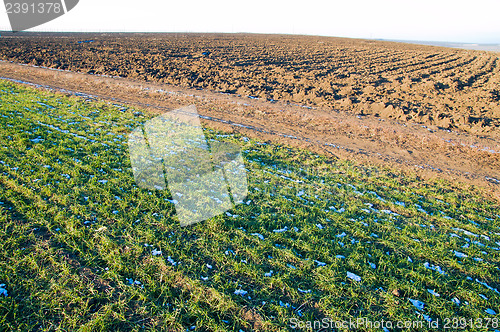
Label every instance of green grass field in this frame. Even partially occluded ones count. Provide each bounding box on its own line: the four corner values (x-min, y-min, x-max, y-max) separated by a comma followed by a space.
0, 80, 499, 331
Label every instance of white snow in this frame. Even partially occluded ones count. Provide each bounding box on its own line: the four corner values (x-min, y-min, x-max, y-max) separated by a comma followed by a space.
0, 284, 8, 297
347, 272, 361, 282
165, 199, 179, 204
454, 251, 468, 258
126, 278, 143, 287
409, 299, 425, 310
314, 260, 327, 267
273, 227, 288, 233
234, 289, 248, 296
476, 279, 500, 294
423, 262, 446, 275
417, 311, 432, 322
251, 233, 264, 240
167, 256, 178, 266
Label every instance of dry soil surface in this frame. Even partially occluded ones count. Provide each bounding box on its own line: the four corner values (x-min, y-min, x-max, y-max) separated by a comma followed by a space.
1, 33, 499, 136
1, 59, 499, 196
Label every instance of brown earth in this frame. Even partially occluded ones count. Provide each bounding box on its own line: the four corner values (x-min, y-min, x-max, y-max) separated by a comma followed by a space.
1, 58, 499, 198
0, 32, 499, 136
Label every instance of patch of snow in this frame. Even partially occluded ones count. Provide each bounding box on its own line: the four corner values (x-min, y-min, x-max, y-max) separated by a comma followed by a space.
314, 260, 327, 267
347, 272, 361, 282
167, 256, 178, 266
476, 279, 500, 294
251, 233, 264, 240
0, 284, 8, 297
454, 251, 468, 258
409, 299, 425, 310
234, 289, 248, 296
151, 249, 162, 256
423, 262, 446, 275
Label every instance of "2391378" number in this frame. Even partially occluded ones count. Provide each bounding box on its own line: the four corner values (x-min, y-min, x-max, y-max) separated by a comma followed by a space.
6, 2, 62, 14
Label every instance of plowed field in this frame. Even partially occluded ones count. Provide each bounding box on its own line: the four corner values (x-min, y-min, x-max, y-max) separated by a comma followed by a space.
1, 33, 499, 135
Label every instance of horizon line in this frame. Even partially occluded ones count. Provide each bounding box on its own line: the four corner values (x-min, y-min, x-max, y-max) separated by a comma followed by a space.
1, 30, 499, 47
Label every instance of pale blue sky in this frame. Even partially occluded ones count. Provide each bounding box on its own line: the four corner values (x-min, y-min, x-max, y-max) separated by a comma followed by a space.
1, 0, 499, 43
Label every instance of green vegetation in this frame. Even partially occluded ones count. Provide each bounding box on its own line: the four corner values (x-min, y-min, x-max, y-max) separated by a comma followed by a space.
0, 80, 499, 331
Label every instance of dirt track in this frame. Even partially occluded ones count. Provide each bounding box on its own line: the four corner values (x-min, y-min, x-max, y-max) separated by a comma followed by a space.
1, 33, 499, 136
1, 59, 499, 196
